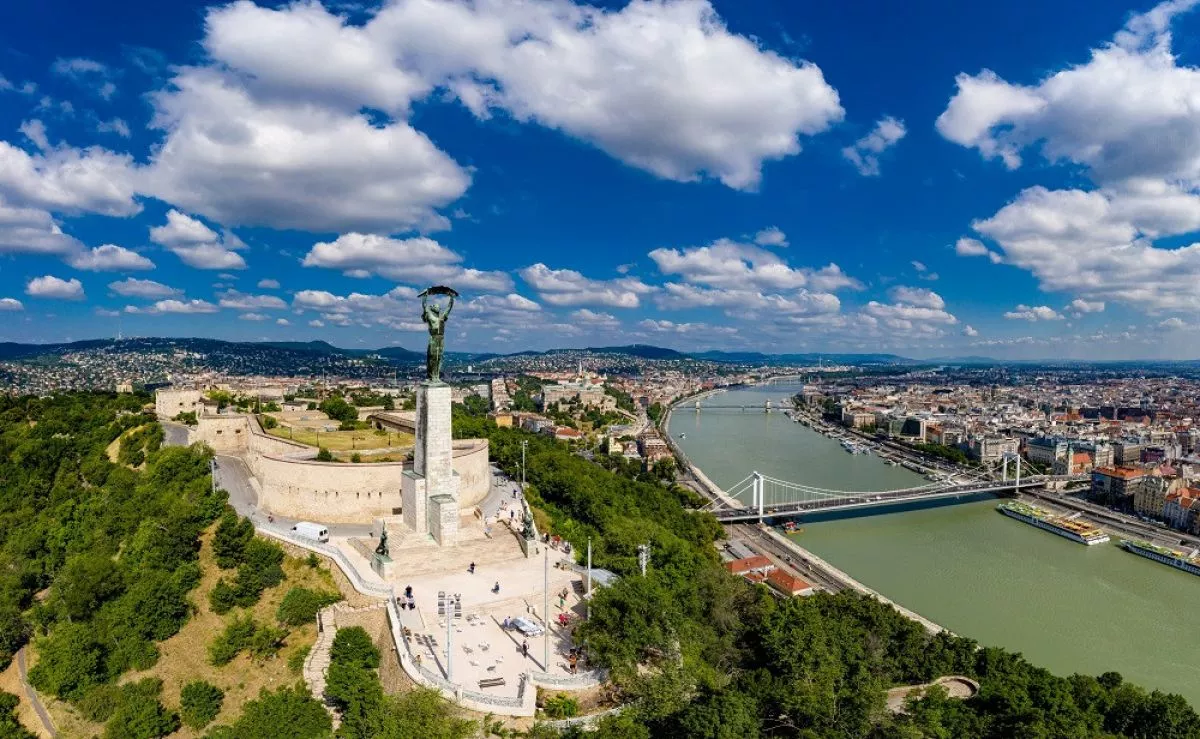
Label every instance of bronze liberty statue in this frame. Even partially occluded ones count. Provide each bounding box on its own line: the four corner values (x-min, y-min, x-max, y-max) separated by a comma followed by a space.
419, 286, 458, 383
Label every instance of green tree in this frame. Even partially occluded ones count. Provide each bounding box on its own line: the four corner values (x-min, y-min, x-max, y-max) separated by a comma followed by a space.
212, 507, 254, 569
330, 626, 380, 669
276, 587, 342, 626
102, 678, 179, 739
53, 553, 125, 622
208, 685, 331, 739
208, 614, 258, 666
0, 691, 36, 739
378, 687, 476, 739
319, 396, 358, 425
27, 621, 108, 701
180, 680, 224, 729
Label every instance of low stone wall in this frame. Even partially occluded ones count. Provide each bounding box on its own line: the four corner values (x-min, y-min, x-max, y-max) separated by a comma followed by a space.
255, 454, 406, 522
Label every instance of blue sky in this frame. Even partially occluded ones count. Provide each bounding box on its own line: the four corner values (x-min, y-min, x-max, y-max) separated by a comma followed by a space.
2, 0, 1200, 358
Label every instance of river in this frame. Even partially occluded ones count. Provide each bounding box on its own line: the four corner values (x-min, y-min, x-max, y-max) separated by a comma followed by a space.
669, 385, 1200, 706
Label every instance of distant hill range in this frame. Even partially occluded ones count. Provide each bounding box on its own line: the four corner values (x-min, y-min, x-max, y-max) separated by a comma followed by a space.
0, 337, 918, 365
6, 337, 1196, 368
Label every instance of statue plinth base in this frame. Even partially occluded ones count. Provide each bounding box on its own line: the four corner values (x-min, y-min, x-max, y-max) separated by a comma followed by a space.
371, 553, 395, 579
401, 382, 459, 546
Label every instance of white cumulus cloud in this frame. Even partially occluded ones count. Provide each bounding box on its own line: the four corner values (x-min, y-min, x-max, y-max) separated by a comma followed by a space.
1004, 304, 1065, 321
108, 278, 181, 299
842, 115, 906, 176
25, 275, 84, 300
520, 263, 652, 308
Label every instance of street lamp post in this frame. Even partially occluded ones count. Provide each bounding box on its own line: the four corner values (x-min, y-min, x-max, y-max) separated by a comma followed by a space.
544, 543, 550, 670
521, 440, 528, 490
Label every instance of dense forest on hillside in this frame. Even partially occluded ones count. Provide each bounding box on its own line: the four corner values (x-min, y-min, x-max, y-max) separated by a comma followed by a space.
460, 408, 1200, 738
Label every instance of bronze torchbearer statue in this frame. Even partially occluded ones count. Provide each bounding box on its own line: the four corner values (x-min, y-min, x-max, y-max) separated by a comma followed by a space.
375, 525, 389, 558
418, 286, 458, 383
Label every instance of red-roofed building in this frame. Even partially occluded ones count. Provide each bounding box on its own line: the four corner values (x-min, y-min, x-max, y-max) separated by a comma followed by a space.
724, 555, 775, 577
1164, 489, 1200, 534
1090, 466, 1152, 508
554, 426, 583, 441
766, 569, 815, 597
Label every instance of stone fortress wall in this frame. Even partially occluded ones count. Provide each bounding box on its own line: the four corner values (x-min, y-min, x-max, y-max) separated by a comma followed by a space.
184, 409, 490, 524
155, 388, 203, 418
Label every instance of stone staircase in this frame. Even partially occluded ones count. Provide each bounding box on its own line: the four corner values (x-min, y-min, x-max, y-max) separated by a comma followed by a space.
303, 601, 390, 723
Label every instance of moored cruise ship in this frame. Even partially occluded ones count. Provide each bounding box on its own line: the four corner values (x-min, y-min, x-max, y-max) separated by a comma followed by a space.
997, 501, 1110, 545
1120, 540, 1200, 577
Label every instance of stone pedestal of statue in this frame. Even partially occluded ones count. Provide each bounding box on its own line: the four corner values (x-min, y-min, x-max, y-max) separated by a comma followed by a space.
370, 553, 395, 579
401, 382, 459, 546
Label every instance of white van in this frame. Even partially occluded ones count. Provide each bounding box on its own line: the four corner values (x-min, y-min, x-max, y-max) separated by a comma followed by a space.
292, 521, 329, 543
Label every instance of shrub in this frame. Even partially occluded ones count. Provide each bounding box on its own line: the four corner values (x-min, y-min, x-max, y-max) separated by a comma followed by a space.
208, 614, 257, 666
542, 693, 580, 719
207, 685, 331, 739
102, 678, 179, 739
248, 624, 289, 662
180, 680, 224, 729
315, 447, 333, 462
208, 579, 238, 615
0, 691, 35, 739
330, 627, 379, 669
350, 452, 362, 463
276, 587, 342, 626
77, 684, 124, 723
288, 645, 311, 675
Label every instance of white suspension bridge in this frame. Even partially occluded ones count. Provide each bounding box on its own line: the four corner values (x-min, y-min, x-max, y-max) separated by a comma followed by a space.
707, 453, 1086, 523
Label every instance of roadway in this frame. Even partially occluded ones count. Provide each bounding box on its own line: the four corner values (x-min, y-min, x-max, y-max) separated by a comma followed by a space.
16, 647, 55, 738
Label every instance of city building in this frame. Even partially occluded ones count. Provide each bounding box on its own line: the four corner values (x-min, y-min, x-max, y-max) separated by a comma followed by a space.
1164, 490, 1200, 534
971, 436, 1018, 465
841, 407, 877, 429
1026, 437, 1070, 466
1090, 467, 1152, 509
766, 569, 815, 597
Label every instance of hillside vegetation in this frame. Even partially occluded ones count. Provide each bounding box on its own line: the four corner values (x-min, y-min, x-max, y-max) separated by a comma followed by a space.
0, 394, 339, 738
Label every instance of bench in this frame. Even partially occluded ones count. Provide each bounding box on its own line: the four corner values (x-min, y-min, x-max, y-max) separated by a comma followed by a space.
478, 677, 506, 689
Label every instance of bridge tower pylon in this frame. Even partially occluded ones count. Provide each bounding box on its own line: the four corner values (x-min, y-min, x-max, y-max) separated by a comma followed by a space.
753, 471, 765, 521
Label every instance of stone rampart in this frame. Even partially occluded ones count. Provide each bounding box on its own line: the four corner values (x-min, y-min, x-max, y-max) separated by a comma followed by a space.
155, 389, 202, 419
192, 412, 489, 523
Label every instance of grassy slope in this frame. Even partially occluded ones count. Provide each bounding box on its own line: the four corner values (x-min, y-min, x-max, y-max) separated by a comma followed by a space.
39, 525, 343, 738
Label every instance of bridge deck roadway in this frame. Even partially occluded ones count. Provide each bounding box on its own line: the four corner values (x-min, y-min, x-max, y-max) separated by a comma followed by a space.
713, 480, 1048, 522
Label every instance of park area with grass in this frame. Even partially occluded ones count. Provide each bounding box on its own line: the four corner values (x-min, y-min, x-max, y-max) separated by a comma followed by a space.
265, 425, 413, 453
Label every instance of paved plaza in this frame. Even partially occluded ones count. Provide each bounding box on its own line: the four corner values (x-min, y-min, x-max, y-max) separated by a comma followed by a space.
335, 493, 590, 700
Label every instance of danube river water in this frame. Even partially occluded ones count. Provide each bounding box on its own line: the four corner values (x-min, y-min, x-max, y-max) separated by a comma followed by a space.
669, 385, 1200, 706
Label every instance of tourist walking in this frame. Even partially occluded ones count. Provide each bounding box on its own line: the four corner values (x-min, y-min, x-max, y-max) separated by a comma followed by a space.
521, 640, 528, 658
469, 561, 475, 574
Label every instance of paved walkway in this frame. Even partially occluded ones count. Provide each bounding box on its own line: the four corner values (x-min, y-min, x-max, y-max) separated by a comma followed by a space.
17, 648, 55, 738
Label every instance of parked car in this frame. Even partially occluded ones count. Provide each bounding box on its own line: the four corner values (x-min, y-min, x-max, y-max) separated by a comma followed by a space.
509, 616, 544, 636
